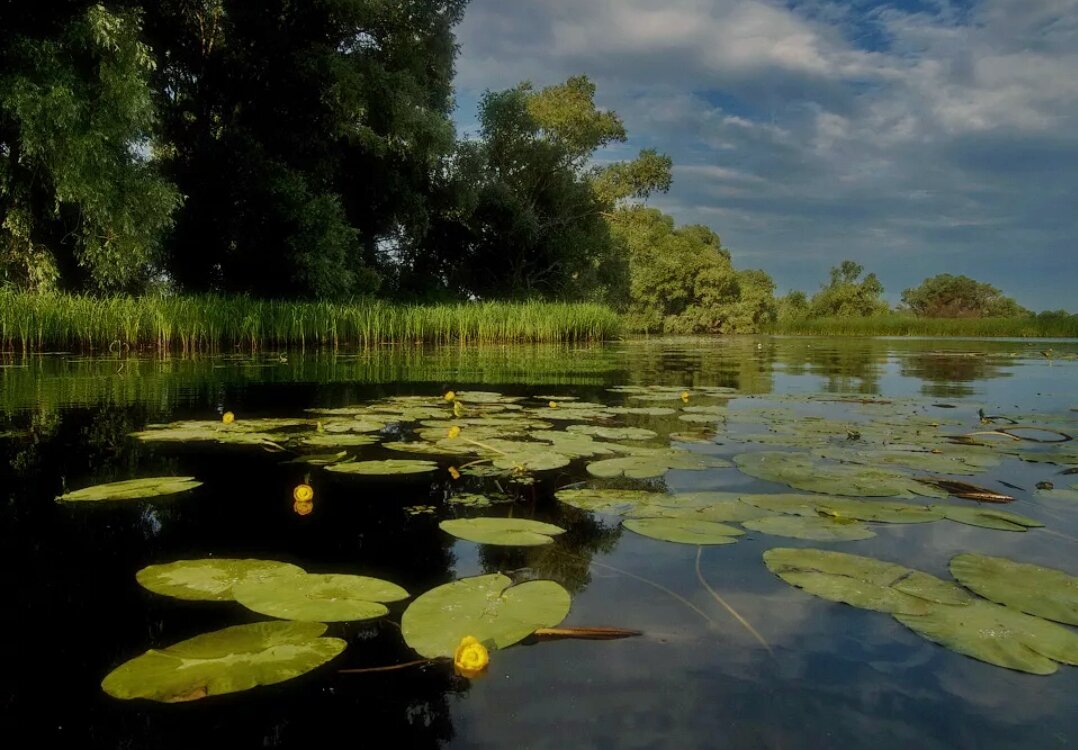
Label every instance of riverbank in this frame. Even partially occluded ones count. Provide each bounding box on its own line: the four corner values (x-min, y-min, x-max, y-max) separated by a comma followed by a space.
764, 313, 1078, 338
0, 293, 622, 351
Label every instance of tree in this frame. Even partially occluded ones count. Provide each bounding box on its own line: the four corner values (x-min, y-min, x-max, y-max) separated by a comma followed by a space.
900, 274, 1027, 318
1, 3, 179, 291
808, 260, 888, 317
776, 290, 809, 321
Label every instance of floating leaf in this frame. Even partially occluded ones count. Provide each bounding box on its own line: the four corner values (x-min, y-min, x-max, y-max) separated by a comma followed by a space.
623, 517, 743, 545
452, 391, 524, 404
102, 621, 345, 702
743, 516, 876, 541
401, 573, 570, 658
816, 447, 999, 476
529, 430, 620, 457
321, 419, 386, 434
734, 452, 939, 498
136, 559, 306, 601
895, 600, 1078, 675
300, 434, 379, 448
326, 459, 438, 476
949, 553, 1077, 625
448, 493, 512, 508
914, 478, 1014, 503
233, 573, 408, 622
814, 499, 944, 524
383, 440, 471, 456
57, 477, 202, 503
629, 492, 771, 522
566, 425, 658, 441
490, 448, 571, 472
935, 506, 1044, 532
587, 452, 731, 479
555, 488, 662, 515
763, 548, 972, 614
439, 518, 565, 546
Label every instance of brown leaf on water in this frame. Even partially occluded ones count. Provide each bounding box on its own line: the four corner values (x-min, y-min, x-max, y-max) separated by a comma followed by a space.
165, 686, 209, 703
915, 478, 1015, 503
533, 626, 642, 641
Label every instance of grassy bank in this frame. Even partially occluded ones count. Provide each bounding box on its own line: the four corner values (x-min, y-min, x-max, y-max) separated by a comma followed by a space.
766, 314, 1078, 338
0, 293, 623, 351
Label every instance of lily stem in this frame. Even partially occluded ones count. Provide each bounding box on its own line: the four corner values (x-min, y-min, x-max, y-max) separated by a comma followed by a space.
695, 546, 774, 656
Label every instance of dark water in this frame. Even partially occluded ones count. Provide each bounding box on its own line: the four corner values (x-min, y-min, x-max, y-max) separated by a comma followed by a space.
2, 337, 1076, 749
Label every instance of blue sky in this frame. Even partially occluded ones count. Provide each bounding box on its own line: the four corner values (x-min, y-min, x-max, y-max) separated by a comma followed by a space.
451, 0, 1077, 310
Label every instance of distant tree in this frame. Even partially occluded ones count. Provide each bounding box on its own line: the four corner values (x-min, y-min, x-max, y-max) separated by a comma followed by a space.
900, 274, 1027, 318
776, 290, 809, 321
0, 4, 179, 291
808, 260, 888, 317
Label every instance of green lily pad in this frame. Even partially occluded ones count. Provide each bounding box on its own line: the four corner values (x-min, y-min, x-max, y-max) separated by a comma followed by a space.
57, 476, 202, 503
325, 459, 438, 476
439, 518, 566, 546
566, 425, 658, 441
136, 559, 306, 601
814, 499, 944, 524
950, 553, 1077, 625
401, 573, 570, 658
448, 493, 513, 507
452, 391, 524, 404
895, 600, 1078, 675
555, 488, 662, 515
233, 573, 408, 622
816, 447, 999, 476
491, 448, 572, 472
300, 434, 379, 448
608, 407, 678, 416
734, 452, 940, 498
383, 440, 471, 456
935, 506, 1044, 531
102, 621, 345, 702
623, 517, 744, 545
529, 431, 620, 457
321, 419, 386, 434
743, 516, 876, 541
763, 548, 972, 614
283, 451, 350, 466
629, 492, 772, 522
587, 452, 732, 479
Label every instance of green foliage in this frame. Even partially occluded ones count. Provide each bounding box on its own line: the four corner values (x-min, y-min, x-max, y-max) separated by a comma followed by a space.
766, 313, 1077, 337
611, 207, 775, 333
808, 260, 888, 318
901, 274, 1027, 318
0, 4, 180, 291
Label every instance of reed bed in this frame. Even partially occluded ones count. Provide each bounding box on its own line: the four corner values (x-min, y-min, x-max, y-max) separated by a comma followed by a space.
766, 314, 1078, 338
0, 293, 623, 352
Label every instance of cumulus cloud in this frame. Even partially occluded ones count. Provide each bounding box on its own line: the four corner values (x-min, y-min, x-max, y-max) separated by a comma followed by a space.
453, 0, 1078, 308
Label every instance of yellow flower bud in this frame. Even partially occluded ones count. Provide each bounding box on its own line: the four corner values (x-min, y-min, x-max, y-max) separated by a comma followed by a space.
680, 391, 690, 402
444, 391, 456, 402
447, 425, 461, 439
453, 635, 489, 677
548, 401, 558, 408
293, 484, 314, 503
222, 411, 235, 424
452, 401, 465, 417
292, 498, 314, 516
448, 466, 461, 480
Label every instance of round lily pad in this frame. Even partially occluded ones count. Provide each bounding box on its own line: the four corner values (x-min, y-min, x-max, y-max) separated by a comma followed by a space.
326, 459, 438, 476
57, 477, 202, 503
101, 621, 346, 702
566, 425, 658, 441
555, 488, 662, 515
439, 517, 566, 546
490, 448, 571, 472
623, 517, 744, 545
300, 434, 379, 448
401, 573, 570, 658
734, 452, 936, 497
136, 559, 306, 601
763, 548, 972, 614
628, 493, 771, 523
935, 506, 1044, 532
896, 599, 1078, 675
587, 452, 731, 479
743, 516, 876, 541
321, 419, 386, 433
950, 553, 1077, 625
233, 573, 409, 622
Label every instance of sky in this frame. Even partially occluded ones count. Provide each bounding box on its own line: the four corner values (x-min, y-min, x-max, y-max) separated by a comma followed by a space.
450, 0, 1077, 310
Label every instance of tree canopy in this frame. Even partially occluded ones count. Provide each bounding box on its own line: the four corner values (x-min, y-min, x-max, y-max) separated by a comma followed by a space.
901, 274, 1026, 318
808, 261, 888, 318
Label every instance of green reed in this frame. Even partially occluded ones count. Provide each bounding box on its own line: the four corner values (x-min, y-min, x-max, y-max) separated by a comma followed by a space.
0, 292, 623, 352
765, 314, 1078, 338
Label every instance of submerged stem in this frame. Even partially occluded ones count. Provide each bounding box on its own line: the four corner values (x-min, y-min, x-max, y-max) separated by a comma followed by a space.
339, 658, 436, 675
695, 546, 774, 656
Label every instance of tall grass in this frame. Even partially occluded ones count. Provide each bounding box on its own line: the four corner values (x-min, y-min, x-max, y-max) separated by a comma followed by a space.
0, 292, 623, 352
766, 313, 1078, 338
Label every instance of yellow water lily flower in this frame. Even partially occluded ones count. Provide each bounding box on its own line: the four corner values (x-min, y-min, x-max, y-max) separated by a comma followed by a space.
222, 411, 235, 424
447, 425, 461, 439
293, 484, 314, 503
680, 391, 690, 402
444, 391, 456, 402
448, 466, 461, 480
548, 401, 558, 409
453, 635, 489, 677
452, 401, 465, 417
293, 497, 314, 516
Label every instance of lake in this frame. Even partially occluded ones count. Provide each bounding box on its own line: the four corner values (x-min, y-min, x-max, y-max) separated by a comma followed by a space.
2, 336, 1076, 749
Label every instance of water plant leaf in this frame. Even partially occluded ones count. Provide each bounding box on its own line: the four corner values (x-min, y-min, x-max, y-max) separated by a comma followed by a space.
136, 559, 306, 601
743, 516, 877, 541
440, 517, 565, 546
383, 440, 471, 456
914, 478, 1014, 503
401, 573, 570, 658
763, 548, 972, 614
233, 573, 408, 622
529, 430, 620, 457
452, 391, 523, 404
490, 448, 572, 472
566, 425, 658, 441
57, 477, 202, 503
895, 600, 1078, 675
816, 447, 999, 476
629, 493, 772, 522
101, 621, 345, 702
734, 452, 938, 498
623, 517, 744, 545
587, 452, 731, 479
300, 434, 379, 448
555, 488, 662, 514
321, 419, 386, 434
935, 506, 1044, 531
448, 493, 512, 507
325, 459, 438, 476
949, 553, 1077, 625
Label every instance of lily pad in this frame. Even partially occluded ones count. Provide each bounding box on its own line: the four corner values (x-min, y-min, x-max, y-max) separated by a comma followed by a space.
555, 488, 662, 515
321, 419, 386, 434
136, 559, 306, 601
490, 448, 572, 472
326, 459, 438, 476
57, 477, 202, 503
763, 548, 972, 614
566, 425, 658, 441
401, 573, 570, 658
102, 621, 345, 702
623, 517, 743, 545
587, 452, 732, 479
895, 600, 1078, 675
233, 573, 408, 622
949, 553, 1077, 625
629, 492, 771, 522
300, 434, 379, 448
439, 518, 566, 546
743, 516, 876, 541
935, 506, 1044, 532
734, 452, 940, 498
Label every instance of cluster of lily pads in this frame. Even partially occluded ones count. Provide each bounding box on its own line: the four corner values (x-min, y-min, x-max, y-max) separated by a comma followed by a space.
56, 384, 1078, 700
